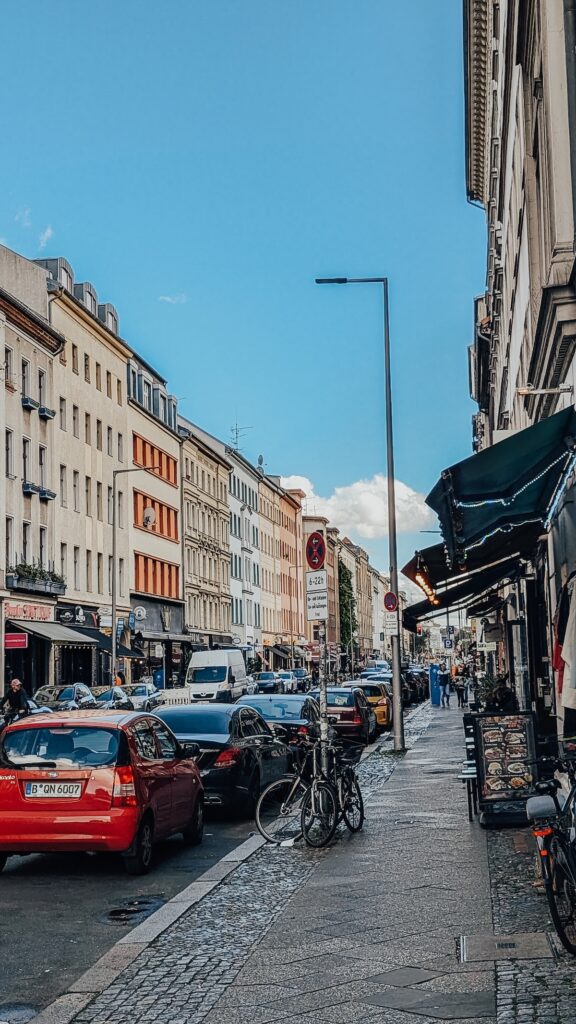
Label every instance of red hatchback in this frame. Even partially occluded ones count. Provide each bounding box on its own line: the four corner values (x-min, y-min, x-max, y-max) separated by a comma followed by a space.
0, 711, 204, 874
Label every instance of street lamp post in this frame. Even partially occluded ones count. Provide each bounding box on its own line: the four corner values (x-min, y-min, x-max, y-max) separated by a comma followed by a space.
315, 277, 406, 752
111, 464, 158, 681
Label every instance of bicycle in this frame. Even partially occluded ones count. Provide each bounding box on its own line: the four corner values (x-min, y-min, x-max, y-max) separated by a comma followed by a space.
527, 750, 576, 954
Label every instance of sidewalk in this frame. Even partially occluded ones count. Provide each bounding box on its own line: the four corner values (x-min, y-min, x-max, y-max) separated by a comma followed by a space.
35, 705, 576, 1024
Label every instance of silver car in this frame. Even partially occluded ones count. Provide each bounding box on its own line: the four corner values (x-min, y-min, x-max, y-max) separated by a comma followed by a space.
121, 682, 164, 712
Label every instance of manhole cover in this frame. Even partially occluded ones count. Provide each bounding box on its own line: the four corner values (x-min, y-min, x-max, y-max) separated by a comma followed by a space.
460, 932, 553, 961
0, 1005, 38, 1024
105, 895, 165, 925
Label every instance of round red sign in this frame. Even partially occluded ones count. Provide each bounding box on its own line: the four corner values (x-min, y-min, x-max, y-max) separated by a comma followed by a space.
306, 531, 326, 570
384, 591, 398, 612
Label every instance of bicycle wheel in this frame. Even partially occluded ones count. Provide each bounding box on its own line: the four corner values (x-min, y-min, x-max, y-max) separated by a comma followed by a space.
301, 781, 338, 848
341, 772, 364, 833
545, 834, 576, 954
255, 776, 307, 844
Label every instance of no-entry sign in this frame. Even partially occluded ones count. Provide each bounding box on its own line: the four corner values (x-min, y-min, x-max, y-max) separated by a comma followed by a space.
306, 531, 326, 570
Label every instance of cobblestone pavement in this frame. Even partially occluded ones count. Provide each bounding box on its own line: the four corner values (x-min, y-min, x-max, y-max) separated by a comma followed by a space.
52, 703, 576, 1024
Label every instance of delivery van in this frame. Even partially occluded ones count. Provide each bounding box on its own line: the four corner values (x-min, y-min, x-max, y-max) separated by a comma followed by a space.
184, 649, 247, 702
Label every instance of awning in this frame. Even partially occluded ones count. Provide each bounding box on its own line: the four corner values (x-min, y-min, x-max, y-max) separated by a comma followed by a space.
69, 627, 141, 659
136, 631, 192, 644
402, 557, 520, 632
8, 620, 99, 645
426, 407, 576, 569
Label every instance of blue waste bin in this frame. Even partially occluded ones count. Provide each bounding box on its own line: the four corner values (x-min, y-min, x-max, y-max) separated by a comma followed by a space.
429, 664, 440, 707
153, 668, 165, 690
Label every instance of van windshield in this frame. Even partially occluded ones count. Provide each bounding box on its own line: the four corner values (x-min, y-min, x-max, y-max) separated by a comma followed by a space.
190, 667, 227, 684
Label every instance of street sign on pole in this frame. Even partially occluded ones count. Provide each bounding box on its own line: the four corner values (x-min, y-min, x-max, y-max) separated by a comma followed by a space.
306, 591, 328, 622
384, 591, 398, 612
443, 638, 453, 650
306, 569, 327, 593
448, 625, 455, 635
384, 612, 399, 635
305, 531, 326, 571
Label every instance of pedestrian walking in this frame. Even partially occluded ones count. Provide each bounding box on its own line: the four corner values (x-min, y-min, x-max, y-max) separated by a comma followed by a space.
454, 671, 466, 708
438, 662, 451, 708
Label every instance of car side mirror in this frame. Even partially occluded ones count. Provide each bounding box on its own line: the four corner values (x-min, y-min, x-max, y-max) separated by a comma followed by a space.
180, 742, 200, 760
230, 674, 235, 685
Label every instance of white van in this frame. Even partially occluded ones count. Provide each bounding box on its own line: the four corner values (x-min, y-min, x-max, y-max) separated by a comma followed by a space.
184, 649, 248, 702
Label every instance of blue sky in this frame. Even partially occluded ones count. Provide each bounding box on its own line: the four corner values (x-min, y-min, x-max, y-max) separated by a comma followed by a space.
1, 1, 486, 578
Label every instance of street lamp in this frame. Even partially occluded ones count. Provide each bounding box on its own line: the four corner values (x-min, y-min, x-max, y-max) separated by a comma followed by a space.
111, 464, 158, 680
516, 383, 574, 396
315, 276, 406, 752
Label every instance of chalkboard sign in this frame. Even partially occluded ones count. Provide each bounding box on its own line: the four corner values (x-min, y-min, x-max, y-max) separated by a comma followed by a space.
473, 711, 537, 805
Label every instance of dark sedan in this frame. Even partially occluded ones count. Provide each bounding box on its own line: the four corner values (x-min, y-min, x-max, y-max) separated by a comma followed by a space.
155, 704, 291, 815
253, 672, 281, 694
91, 686, 135, 711
235, 694, 320, 743
32, 683, 98, 712
310, 686, 376, 744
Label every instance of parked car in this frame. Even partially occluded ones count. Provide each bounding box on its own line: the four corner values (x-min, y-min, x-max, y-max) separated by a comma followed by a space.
155, 703, 291, 814
32, 683, 99, 712
352, 679, 393, 731
122, 683, 164, 712
0, 711, 204, 875
91, 686, 135, 711
253, 671, 282, 694
292, 668, 311, 692
369, 671, 413, 707
27, 698, 53, 715
276, 671, 298, 694
235, 693, 320, 743
310, 686, 377, 744
184, 649, 248, 702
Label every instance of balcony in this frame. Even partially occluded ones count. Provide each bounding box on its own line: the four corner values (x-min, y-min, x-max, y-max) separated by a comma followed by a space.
6, 563, 66, 596
38, 406, 56, 421
22, 481, 41, 496
21, 395, 40, 412
39, 487, 57, 502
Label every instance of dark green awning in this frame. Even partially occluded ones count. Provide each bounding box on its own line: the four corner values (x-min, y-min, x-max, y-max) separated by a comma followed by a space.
402, 557, 521, 632
426, 407, 576, 569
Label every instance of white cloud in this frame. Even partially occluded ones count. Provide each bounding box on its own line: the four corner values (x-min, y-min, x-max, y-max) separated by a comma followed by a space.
38, 225, 53, 250
280, 472, 433, 539
158, 293, 188, 305
15, 206, 32, 228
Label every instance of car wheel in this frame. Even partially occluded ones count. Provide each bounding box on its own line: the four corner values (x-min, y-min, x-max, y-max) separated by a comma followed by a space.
0, 854, 7, 874
182, 798, 204, 846
123, 816, 154, 875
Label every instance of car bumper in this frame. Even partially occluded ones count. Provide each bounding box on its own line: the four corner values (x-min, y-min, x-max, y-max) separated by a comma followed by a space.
333, 722, 365, 741
0, 808, 140, 854
199, 768, 248, 808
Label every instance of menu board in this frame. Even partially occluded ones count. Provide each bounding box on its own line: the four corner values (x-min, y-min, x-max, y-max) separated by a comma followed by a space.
473, 712, 537, 804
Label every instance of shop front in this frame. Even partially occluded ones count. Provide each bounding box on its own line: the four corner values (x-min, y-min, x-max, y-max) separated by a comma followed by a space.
54, 604, 138, 686
4, 599, 98, 695
130, 597, 189, 688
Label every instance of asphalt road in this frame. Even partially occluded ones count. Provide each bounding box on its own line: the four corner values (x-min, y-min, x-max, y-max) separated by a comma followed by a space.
0, 813, 253, 1018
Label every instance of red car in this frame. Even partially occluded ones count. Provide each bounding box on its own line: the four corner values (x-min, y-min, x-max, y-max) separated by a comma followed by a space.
0, 710, 204, 875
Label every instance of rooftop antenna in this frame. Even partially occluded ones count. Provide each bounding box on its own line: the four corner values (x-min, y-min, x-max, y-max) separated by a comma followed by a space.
257, 454, 265, 476
230, 422, 254, 451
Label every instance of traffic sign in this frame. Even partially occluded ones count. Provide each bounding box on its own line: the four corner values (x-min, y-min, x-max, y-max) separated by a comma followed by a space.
306, 590, 328, 622
448, 625, 455, 635
384, 612, 398, 636
384, 591, 398, 613
306, 569, 327, 593
443, 638, 453, 650
306, 531, 326, 570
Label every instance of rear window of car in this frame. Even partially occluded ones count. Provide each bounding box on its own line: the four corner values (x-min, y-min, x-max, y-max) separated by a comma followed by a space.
359, 685, 383, 698
125, 685, 148, 696
256, 673, 275, 680
2, 726, 120, 769
239, 698, 304, 720
157, 708, 231, 734
311, 690, 355, 707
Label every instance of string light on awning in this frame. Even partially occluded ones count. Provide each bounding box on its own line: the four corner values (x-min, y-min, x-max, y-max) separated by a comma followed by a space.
455, 450, 570, 509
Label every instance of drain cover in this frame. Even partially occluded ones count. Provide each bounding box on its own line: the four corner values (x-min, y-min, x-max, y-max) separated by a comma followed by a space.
105, 894, 165, 925
460, 932, 553, 962
0, 1005, 38, 1024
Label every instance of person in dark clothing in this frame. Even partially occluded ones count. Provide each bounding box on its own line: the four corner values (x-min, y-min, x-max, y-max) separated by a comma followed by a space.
492, 683, 519, 714
438, 663, 451, 708
1, 678, 29, 719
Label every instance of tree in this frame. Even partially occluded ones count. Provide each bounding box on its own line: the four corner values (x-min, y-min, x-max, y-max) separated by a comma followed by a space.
339, 559, 357, 651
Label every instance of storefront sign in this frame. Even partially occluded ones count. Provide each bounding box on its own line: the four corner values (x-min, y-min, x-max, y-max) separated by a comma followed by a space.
56, 605, 100, 627
130, 597, 184, 635
473, 712, 537, 806
5, 633, 28, 649
5, 602, 54, 622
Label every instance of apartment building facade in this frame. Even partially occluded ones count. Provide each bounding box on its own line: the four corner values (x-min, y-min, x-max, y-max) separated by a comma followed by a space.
259, 473, 282, 665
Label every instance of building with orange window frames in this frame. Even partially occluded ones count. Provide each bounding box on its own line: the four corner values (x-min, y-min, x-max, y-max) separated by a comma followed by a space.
127, 355, 185, 685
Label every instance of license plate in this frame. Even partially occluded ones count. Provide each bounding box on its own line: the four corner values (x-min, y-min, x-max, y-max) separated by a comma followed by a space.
25, 782, 82, 799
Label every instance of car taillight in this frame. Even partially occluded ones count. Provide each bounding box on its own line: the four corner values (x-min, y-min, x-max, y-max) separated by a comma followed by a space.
352, 713, 363, 725
214, 747, 241, 768
297, 726, 309, 736
112, 765, 137, 807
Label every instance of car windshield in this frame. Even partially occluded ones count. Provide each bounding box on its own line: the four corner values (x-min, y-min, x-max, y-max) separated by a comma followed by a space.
240, 698, 304, 720
2, 726, 120, 769
293, 670, 306, 677
157, 708, 231, 734
311, 690, 355, 707
34, 686, 75, 702
124, 685, 149, 696
92, 688, 115, 700
256, 673, 275, 681
278, 673, 292, 679
190, 667, 227, 684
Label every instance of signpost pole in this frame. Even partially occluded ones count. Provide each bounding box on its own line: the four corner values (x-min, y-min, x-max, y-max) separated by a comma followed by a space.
305, 532, 329, 769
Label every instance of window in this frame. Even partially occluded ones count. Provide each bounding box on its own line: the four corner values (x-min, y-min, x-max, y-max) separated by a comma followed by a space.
39, 526, 46, 568
4, 346, 13, 386
96, 481, 103, 520
59, 397, 66, 430
22, 522, 30, 562
5, 517, 13, 569
151, 721, 178, 759
133, 434, 178, 486
84, 353, 90, 382
85, 476, 92, 516
96, 420, 102, 451
85, 413, 91, 444
5, 430, 13, 477
73, 546, 80, 589
108, 555, 113, 594
133, 721, 157, 760
71, 470, 79, 511
118, 490, 124, 528
95, 363, 102, 391
72, 345, 79, 374
107, 486, 113, 524
60, 542, 67, 579
117, 433, 123, 462
143, 380, 152, 409
117, 378, 122, 405
38, 446, 46, 487
130, 368, 137, 397
38, 369, 45, 406
22, 438, 30, 482
72, 405, 79, 437
134, 553, 179, 599
21, 359, 29, 396
107, 426, 113, 456
119, 558, 125, 596
97, 553, 103, 593
86, 550, 92, 592
106, 370, 112, 398
60, 465, 67, 505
